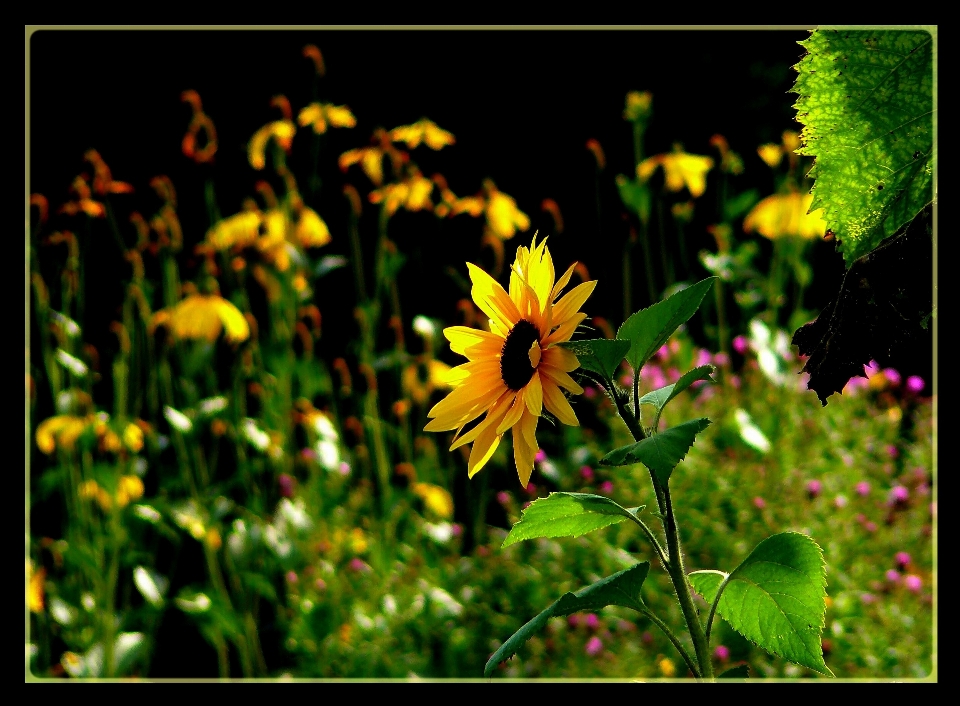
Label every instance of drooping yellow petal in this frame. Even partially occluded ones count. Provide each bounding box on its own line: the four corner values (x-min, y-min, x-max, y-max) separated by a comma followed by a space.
524, 371, 543, 417
467, 423, 503, 478
743, 192, 827, 240
295, 207, 332, 248
542, 378, 579, 426
544, 312, 587, 346
542, 345, 580, 373
540, 364, 584, 395
212, 297, 251, 343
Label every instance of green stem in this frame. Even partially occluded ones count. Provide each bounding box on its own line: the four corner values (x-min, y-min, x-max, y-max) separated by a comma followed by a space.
625, 514, 669, 571
640, 606, 701, 678
660, 484, 714, 680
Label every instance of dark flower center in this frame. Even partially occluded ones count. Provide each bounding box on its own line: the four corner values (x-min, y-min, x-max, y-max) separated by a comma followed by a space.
500, 319, 541, 391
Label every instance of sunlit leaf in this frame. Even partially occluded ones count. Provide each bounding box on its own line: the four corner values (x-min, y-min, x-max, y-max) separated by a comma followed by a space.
792, 29, 934, 265
639, 365, 716, 429
559, 338, 631, 385
502, 492, 643, 547
689, 532, 833, 676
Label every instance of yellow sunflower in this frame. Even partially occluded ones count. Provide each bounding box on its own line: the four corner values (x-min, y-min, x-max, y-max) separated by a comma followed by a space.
425, 235, 596, 486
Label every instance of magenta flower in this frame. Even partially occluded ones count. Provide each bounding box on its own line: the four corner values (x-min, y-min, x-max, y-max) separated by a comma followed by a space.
729, 375, 741, 390
568, 614, 581, 628
860, 592, 876, 604
905, 375, 925, 394
300, 448, 317, 461
834, 494, 848, 509
338, 461, 351, 476
286, 571, 299, 584
278, 473, 295, 498
904, 575, 922, 593
732, 335, 748, 355
864, 520, 878, 533
620, 374, 634, 387
714, 645, 730, 661
349, 558, 371, 573
806, 479, 822, 498
585, 613, 599, 629
753, 496, 766, 509
864, 360, 881, 378
713, 352, 730, 367
583, 386, 597, 399
895, 552, 911, 569
525, 483, 537, 496
667, 367, 681, 382
883, 368, 901, 386
535, 449, 547, 463
886, 444, 899, 459
599, 481, 614, 495
695, 349, 712, 368
496, 491, 511, 506
885, 569, 901, 583
585, 636, 603, 656
451, 523, 463, 537
641, 631, 654, 645
645, 365, 667, 390
580, 466, 595, 482
656, 344, 670, 361
855, 481, 871, 497
889, 485, 909, 505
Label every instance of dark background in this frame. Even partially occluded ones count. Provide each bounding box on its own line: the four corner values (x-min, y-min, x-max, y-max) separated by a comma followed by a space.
29, 28, 928, 378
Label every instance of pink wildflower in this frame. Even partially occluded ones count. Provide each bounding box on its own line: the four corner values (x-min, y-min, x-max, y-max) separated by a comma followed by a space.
904, 575, 922, 593
714, 645, 730, 661
905, 375, 924, 393
585, 636, 603, 656
855, 481, 871, 497
580, 466, 595, 482
753, 496, 766, 509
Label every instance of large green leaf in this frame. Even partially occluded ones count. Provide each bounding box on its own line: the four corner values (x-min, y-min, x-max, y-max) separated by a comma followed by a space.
792, 29, 934, 265
689, 532, 833, 676
600, 418, 711, 485
483, 562, 650, 677
616, 277, 716, 372
639, 365, 716, 430
558, 338, 631, 385
502, 492, 643, 548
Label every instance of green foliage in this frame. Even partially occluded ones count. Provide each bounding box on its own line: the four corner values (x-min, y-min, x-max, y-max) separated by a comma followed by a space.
690, 532, 833, 677
600, 418, 711, 485
484, 562, 650, 677
792, 29, 934, 265
639, 365, 716, 430
616, 277, 716, 372
559, 339, 632, 385
502, 492, 644, 548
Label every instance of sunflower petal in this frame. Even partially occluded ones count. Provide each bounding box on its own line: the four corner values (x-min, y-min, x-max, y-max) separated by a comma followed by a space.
496, 391, 526, 434
552, 280, 597, 328
524, 371, 543, 416
542, 345, 580, 373
550, 262, 577, 302
467, 424, 503, 478
542, 379, 580, 426
540, 365, 584, 395
543, 312, 587, 346
467, 263, 521, 333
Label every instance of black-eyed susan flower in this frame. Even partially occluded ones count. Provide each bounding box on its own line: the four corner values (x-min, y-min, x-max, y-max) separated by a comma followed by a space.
638, 145, 714, 198
368, 168, 435, 216
389, 118, 455, 150
482, 179, 530, 240
298, 102, 357, 134
151, 293, 250, 343
743, 192, 827, 239
425, 235, 596, 486
249, 120, 296, 171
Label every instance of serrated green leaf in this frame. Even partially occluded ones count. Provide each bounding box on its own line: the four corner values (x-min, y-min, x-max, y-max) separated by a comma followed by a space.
616, 277, 716, 372
558, 339, 631, 384
639, 365, 716, 429
689, 532, 833, 677
502, 492, 643, 548
599, 418, 711, 485
484, 562, 650, 677
792, 29, 934, 265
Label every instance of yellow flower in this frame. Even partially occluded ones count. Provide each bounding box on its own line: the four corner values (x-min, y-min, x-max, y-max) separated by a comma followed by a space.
35, 415, 91, 454
28, 561, 46, 613
206, 211, 261, 251
152, 294, 250, 343
294, 206, 332, 248
369, 169, 435, 216
425, 235, 596, 486
248, 120, 296, 170
638, 147, 714, 198
411, 482, 454, 519
743, 192, 827, 240
403, 359, 453, 405
623, 91, 653, 122
116, 475, 145, 507
658, 657, 677, 678
390, 118, 455, 150
757, 143, 783, 168
339, 146, 386, 186
123, 423, 144, 453
483, 180, 530, 240
297, 102, 357, 134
